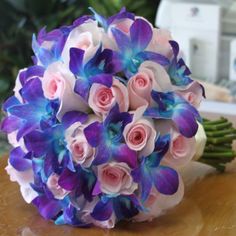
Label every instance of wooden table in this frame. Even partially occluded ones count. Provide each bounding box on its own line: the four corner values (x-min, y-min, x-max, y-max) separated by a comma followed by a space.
1, 156, 236, 236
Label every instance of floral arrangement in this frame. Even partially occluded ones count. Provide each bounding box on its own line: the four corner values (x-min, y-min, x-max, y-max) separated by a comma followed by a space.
1, 8, 205, 228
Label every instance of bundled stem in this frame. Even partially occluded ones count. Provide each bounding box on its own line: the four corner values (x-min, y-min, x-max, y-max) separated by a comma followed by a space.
199, 117, 236, 172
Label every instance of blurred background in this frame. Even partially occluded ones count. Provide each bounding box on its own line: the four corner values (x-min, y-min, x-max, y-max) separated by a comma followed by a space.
0, 0, 236, 154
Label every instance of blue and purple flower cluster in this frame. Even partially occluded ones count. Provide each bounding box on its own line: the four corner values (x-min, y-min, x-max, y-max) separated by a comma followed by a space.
1, 8, 204, 228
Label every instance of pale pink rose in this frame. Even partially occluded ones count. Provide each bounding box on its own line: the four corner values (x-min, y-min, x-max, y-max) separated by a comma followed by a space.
65, 116, 99, 168
61, 20, 102, 65
164, 130, 196, 168
128, 61, 172, 110
88, 78, 129, 117
82, 199, 116, 229
70, 138, 95, 168
177, 81, 204, 108
147, 28, 173, 58
47, 173, 70, 200
41, 61, 88, 120
128, 68, 153, 110
97, 162, 137, 195
133, 175, 184, 222
5, 162, 38, 203
124, 106, 156, 157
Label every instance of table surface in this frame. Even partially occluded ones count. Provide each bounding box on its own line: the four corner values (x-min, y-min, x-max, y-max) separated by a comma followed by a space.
1, 156, 236, 236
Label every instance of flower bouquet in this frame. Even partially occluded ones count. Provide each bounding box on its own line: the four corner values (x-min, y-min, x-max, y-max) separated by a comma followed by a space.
1, 8, 209, 228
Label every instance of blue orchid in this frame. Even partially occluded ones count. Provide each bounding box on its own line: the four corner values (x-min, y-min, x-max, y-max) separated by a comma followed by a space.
111, 18, 170, 76
55, 204, 90, 227
57, 166, 97, 202
168, 40, 193, 86
24, 111, 88, 175
89, 7, 134, 31
144, 90, 201, 138
132, 134, 179, 202
91, 194, 140, 221
84, 104, 137, 168
1, 78, 59, 141
32, 16, 93, 67
69, 45, 120, 100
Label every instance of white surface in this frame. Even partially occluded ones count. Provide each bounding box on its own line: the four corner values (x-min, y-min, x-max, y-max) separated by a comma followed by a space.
156, 0, 236, 82
199, 100, 236, 126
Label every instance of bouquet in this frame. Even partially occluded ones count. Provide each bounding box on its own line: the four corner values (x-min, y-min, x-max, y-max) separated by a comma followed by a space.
1, 8, 205, 228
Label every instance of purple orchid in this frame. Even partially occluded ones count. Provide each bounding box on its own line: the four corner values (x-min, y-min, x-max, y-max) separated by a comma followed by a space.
1, 78, 59, 141
32, 16, 93, 67
144, 90, 201, 138
70, 45, 119, 100
84, 104, 137, 168
111, 18, 170, 76
132, 134, 179, 201
91, 194, 140, 221
89, 7, 134, 31
58, 166, 97, 202
168, 40, 193, 86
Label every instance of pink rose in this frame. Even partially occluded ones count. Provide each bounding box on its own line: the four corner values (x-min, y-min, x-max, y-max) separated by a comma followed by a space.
147, 28, 173, 58
88, 78, 129, 117
5, 162, 38, 203
164, 130, 196, 167
41, 62, 88, 120
133, 175, 184, 222
65, 116, 99, 168
61, 20, 102, 65
70, 138, 95, 168
124, 106, 156, 157
177, 81, 204, 108
128, 61, 172, 110
97, 162, 137, 195
47, 173, 70, 200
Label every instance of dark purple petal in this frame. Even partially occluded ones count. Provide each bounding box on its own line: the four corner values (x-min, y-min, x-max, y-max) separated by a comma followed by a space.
104, 104, 133, 129
32, 195, 61, 220
2, 96, 20, 112
172, 107, 199, 138
62, 111, 88, 129
153, 166, 179, 195
91, 199, 113, 221
169, 40, 179, 57
9, 147, 32, 171
107, 7, 134, 25
74, 78, 90, 100
25, 65, 45, 79
20, 78, 44, 101
24, 130, 50, 157
141, 169, 152, 201
1, 116, 22, 133
90, 74, 113, 88
111, 27, 131, 51
69, 48, 84, 75
137, 51, 170, 66
73, 15, 92, 27
92, 181, 102, 196
84, 121, 103, 147
16, 122, 38, 141
93, 143, 111, 165
113, 144, 137, 169
58, 168, 79, 191
130, 19, 152, 51
113, 195, 139, 220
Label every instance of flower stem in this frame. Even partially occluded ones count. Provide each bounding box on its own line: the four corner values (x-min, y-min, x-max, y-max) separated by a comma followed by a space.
199, 117, 236, 172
